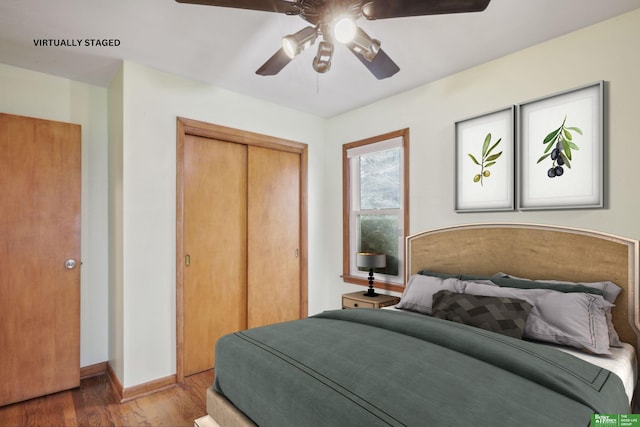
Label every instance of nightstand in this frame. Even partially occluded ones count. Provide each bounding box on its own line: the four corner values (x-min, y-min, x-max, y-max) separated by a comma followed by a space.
342, 291, 400, 309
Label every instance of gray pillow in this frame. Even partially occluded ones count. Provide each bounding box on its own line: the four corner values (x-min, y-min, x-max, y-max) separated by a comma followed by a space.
396, 274, 471, 315
494, 272, 622, 347
463, 281, 613, 355
431, 290, 533, 339
493, 272, 621, 303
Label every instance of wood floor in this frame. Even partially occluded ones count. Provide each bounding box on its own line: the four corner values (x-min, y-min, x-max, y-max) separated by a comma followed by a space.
0, 369, 214, 427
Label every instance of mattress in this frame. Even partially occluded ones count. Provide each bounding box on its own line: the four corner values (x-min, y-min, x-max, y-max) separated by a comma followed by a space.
549, 343, 637, 404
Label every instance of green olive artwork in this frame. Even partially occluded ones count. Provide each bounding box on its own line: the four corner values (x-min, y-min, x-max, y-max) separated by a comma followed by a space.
536, 115, 582, 178
468, 133, 502, 186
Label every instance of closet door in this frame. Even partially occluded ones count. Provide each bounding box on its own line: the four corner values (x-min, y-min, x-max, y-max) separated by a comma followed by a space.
183, 135, 247, 376
0, 113, 81, 406
177, 117, 307, 380
247, 146, 301, 328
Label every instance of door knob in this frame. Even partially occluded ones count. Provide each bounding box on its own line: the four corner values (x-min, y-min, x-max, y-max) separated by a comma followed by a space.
64, 259, 77, 269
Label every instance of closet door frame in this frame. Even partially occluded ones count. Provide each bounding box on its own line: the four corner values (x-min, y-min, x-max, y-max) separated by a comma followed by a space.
175, 117, 308, 383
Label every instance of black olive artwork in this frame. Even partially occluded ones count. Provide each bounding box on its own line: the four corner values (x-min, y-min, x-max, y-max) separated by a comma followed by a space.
536, 115, 582, 178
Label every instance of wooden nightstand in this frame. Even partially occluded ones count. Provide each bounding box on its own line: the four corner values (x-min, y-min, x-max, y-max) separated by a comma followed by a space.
342, 291, 400, 309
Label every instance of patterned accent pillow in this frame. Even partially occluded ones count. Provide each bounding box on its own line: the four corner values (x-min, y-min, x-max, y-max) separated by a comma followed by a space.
431, 290, 533, 339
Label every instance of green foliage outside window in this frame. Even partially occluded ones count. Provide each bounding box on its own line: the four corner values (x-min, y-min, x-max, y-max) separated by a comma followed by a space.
358, 215, 399, 276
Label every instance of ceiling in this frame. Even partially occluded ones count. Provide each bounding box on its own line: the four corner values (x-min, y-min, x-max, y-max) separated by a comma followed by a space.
1, 1, 638, 118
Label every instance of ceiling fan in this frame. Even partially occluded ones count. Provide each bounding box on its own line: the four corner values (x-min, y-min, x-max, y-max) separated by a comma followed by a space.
175, 0, 491, 79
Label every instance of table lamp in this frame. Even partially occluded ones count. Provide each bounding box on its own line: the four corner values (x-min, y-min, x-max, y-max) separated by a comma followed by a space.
356, 252, 386, 297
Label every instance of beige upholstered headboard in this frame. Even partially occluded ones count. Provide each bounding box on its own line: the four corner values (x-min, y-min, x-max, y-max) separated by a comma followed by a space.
406, 223, 640, 351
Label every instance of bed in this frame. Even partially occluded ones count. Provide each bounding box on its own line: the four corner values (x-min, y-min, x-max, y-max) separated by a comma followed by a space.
204, 223, 640, 426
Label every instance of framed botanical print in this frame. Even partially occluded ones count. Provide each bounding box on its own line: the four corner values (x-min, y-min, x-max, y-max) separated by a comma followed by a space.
455, 106, 515, 212
518, 81, 604, 210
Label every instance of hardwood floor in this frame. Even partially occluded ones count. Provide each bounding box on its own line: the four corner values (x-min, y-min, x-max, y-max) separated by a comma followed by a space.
0, 369, 214, 427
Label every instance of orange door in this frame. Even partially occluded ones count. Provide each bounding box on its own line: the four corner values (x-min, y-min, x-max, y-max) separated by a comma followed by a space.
183, 135, 248, 375
247, 146, 301, 328
179, 120, 306, 377
0, 113, 81, 406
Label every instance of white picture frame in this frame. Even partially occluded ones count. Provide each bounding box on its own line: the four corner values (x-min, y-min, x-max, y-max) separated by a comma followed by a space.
455, 106, 515, 212
518, 81, 604, 210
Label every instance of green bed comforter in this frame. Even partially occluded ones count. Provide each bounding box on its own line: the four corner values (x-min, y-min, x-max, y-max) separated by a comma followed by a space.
213, 308, 628, 426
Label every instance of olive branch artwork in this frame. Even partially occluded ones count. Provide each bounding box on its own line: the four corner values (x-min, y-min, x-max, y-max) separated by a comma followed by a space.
536, 115, 582, 178
468, 133, 502, 186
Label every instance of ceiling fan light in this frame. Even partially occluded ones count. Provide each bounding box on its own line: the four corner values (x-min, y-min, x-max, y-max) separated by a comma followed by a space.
350, 27, 380, 61
282, 26, 317, 59
333, 17, 357, 44
312, 41, 334, 73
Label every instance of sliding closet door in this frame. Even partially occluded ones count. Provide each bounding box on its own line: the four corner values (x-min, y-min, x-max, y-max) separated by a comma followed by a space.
247, 146, 301, 328
183, 135, 247, 376
178, 117, 307, 380
0, 113, 81, 406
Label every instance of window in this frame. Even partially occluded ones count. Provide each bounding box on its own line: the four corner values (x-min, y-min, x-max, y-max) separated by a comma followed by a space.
342, 129, 409, 292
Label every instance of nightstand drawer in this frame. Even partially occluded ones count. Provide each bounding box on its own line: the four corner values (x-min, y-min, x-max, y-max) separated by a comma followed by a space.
342, 291, 400, 309
342, 298, 375, 309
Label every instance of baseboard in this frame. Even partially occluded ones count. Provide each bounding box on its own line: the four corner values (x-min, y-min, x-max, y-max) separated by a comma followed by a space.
80, 362, 108, 380
105, 362, 177, 403
106, 363, 124, 402
120, 374, 177, 403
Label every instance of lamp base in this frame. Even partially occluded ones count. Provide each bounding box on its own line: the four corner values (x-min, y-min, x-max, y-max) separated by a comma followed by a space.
363, 286, 378, 297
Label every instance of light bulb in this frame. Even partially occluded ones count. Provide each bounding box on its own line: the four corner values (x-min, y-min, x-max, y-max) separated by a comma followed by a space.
333, 17, 356, 44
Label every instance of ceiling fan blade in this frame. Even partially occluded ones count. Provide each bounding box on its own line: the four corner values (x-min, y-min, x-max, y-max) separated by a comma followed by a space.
256, 48, 293, 76
175, 0, 301, 15
361, 0, 491, 20
349, 47, 400, 80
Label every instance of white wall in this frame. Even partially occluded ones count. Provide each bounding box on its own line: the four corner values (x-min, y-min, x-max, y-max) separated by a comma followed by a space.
0, 63, 110, 368
114, 61, 326, 387
0, 60, 329, 388
108, 66, 125, 382
324, 9, 640, 302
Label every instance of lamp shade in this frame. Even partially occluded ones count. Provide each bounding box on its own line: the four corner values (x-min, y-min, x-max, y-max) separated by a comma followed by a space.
356, 252, 386, 269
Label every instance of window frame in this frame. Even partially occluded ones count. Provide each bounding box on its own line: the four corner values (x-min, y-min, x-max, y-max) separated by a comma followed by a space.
342, 129, 410, 293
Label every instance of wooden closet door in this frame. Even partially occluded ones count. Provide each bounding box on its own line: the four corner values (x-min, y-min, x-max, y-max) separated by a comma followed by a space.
247, 146, 301, 328
183, 135, 247, 376
0, 113, 81, 406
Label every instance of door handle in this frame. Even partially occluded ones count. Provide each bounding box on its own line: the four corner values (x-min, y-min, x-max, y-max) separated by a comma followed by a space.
185, 254, 191, 267
64, 259, 77, 269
